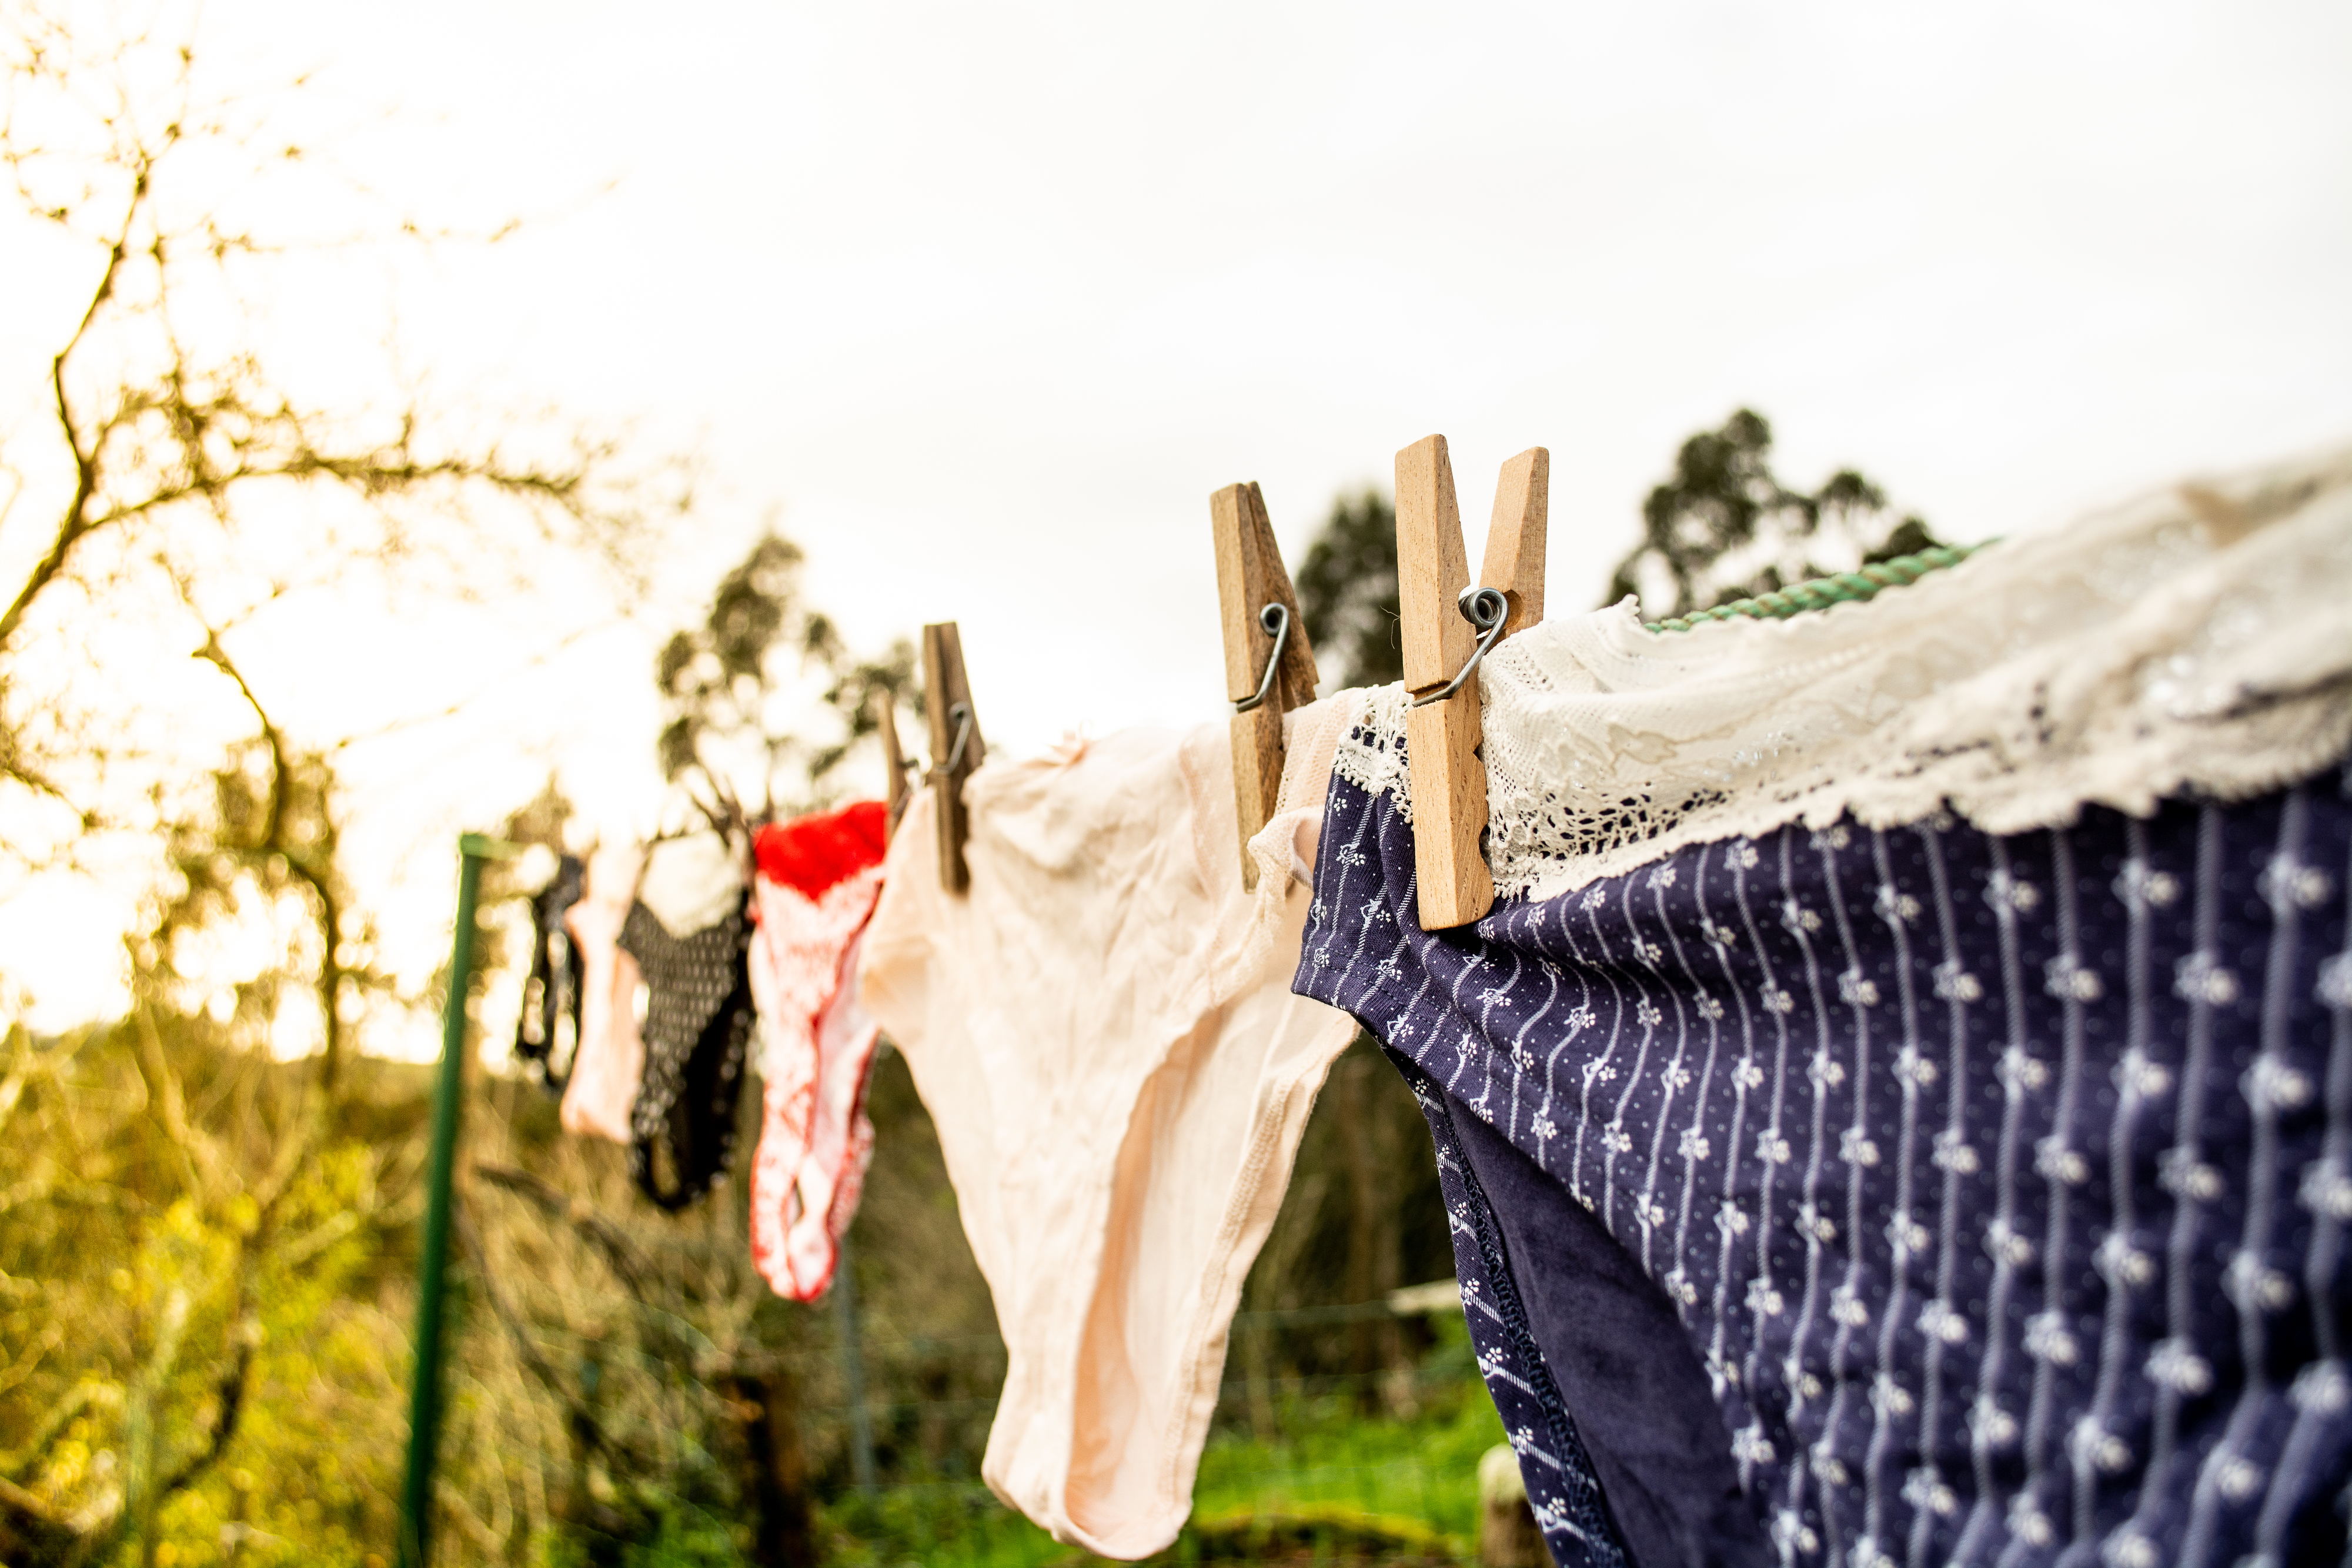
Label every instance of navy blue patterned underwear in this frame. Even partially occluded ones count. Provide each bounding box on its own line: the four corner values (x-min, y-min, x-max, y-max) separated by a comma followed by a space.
1294, 750, 2352, 1568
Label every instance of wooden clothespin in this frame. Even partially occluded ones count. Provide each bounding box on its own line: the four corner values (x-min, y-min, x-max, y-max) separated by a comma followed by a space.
921, 623, 985, 892
871, 687, 910, 842
1211, 481, 1320, 889
1396, 437, 1548, 930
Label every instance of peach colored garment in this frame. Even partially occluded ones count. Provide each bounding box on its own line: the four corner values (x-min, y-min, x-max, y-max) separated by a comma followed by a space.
559, 842, 647, 1143
858, 696, 1359, 1560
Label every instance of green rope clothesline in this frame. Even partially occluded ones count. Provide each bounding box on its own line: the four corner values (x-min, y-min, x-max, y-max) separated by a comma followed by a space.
1645, 541, 1989, 633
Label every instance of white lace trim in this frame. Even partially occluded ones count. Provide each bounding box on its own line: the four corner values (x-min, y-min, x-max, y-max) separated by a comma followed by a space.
1335, 441, 2352, 902
1328, 683, 1415, 824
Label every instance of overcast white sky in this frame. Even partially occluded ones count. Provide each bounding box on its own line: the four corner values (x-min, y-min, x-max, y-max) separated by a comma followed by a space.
4, 1, 2349, 1042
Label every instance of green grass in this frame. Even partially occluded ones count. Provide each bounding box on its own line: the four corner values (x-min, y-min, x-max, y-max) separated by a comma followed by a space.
1183, 1378, 1502, 1557
819, 1315, 1502, 1567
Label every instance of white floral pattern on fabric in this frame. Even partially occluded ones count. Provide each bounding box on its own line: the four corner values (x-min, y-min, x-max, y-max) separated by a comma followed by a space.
1298, 758, 2352, 1567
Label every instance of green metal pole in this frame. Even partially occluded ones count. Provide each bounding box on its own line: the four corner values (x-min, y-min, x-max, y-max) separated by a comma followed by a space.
830, 1230, 878, 1498
399, 833, 517, 1568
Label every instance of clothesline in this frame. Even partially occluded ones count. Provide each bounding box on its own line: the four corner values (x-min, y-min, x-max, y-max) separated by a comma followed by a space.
404, 433, 2352, 1568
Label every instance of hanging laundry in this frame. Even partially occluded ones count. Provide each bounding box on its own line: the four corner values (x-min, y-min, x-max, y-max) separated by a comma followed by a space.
1399, 1048, 1742, 1568
746, 799, 891, 1302
858, 699, 1361, 1560
1467, 447, 2352, 908
621, 830, 755, 1209
637, 827, 746, 935
1311, 754, 2352, 1568
514, 852, 586, 1092
560, 842, 647, 1144
1297, 446, 2352, 1568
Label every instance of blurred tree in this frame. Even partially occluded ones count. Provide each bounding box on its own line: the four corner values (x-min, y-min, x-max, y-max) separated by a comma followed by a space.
1294, 487, 1401, 690
1604, 408, 1940, 620
0, 6, 686, 1560
0, 1012, 406, 1565
655, 530, 918, 818
0, 3, 677, 887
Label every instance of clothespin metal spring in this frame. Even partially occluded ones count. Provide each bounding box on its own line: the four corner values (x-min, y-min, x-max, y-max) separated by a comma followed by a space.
944, 702, 975, 774
1409, 587, 1508, 708
1231, 603, 1291, 715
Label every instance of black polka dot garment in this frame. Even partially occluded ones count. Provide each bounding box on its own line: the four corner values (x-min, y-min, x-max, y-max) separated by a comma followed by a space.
619, 895, 755, 1210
